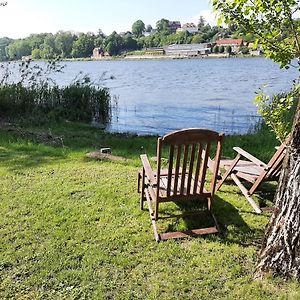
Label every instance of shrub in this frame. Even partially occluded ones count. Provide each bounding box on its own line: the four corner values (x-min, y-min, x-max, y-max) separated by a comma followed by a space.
212, 45, 219, 53
240, 46, 250, 55
254, 84, 299, 142
226, 45, 232, 54
219, 45, 225, 53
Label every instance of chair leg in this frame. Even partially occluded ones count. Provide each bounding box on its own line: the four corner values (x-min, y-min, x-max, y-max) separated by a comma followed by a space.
231, 173, 262, 214
137, 171, 141, 193
140, 169, 145, 210
216, 154, 241, 191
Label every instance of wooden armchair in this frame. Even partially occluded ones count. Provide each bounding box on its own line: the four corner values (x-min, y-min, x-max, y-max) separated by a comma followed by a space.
216, 141, 287, 213
138, 128, 224, 242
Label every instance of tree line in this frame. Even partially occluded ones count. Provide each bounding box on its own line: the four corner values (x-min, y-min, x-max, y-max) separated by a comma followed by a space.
0, 17, 256, 61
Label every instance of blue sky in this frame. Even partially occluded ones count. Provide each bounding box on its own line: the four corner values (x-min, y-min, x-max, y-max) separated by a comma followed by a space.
0, 0, 215, 38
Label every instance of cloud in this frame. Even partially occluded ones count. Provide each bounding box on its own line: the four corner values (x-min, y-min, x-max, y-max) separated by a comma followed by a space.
184, 9, 218, 27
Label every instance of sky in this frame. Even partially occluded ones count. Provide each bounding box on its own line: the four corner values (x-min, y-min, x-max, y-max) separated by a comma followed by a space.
0, 0, 216, 39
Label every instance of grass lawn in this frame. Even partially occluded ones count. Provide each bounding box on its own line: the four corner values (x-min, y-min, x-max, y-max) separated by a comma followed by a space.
0, 122, 299, 299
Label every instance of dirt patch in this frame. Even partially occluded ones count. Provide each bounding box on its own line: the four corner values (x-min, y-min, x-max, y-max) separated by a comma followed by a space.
85, 151, 126, 161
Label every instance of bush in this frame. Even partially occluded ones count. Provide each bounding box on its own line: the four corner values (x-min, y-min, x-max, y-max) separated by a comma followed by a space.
226, 45, 232, 54
219, 45, 225, 53
240, 46, 250, 55
212, 45, 219, 53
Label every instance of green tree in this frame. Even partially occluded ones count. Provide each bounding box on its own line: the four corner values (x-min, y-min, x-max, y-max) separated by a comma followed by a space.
226, 45, 232, 54
104, 32, 124, 56
132, 20, 145, 37
55, 31, 76, 58
71, 33, 96, 58
156, 19, 170, 34
123, 35, 138, 51
191, 34, 204, 44
198, 16, 206, 29
214, 0, 300, 280
214, 0, 299, 68
212, 45, 219, 53
7, 39, 31, 60
31, 48, 41, 59
239, 46, 249, 54
41, 34, 58, 59
219, 45, 224, 53
0, 37, 13, 61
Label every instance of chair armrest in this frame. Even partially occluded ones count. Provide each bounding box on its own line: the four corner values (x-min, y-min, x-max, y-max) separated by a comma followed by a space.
140, 154, 157, 185
233, 147, 268, 169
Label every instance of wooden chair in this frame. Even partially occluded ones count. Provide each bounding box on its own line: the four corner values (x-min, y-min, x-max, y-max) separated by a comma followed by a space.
138, 128, 224, 242
216, 141, 287, 214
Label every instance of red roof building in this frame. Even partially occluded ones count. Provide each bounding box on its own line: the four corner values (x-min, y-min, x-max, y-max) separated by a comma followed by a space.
215, 39, 244, 52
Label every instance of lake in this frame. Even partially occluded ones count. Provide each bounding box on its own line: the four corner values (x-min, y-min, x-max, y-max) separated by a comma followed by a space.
4, 57, 299, 135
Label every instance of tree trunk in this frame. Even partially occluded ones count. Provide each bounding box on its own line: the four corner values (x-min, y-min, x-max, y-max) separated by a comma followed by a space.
254, 101, 300, 279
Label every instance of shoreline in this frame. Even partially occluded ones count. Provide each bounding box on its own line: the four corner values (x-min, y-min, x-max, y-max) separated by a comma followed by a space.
64, 53, 262, 62
10, 54, 263, 63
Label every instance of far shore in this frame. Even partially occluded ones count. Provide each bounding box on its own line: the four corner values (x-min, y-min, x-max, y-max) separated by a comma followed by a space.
58, 53, 263, 62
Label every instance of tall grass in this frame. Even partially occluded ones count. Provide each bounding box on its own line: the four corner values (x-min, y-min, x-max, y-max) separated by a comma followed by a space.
0, 60, 112, 125
0, 83, 111, 124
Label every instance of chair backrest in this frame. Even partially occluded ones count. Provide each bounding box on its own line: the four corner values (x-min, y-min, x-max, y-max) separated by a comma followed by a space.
156, 129, 224, 201
266, 141, 287, 180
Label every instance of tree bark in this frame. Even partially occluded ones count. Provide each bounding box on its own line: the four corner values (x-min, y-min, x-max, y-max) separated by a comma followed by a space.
254, 101, 300, 279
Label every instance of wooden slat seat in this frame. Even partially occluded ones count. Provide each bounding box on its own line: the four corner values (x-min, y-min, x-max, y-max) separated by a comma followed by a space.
138, 128, 224, 242
216, 140, 288, 213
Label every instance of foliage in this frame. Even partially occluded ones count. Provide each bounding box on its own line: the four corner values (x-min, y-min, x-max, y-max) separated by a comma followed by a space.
212, 45, 219, 53
214, 0, 300, 141
198, 16, 206, 29
240, 46, 249, 55
0, 37, 13, 61
213, 0, 300, 68
132, 20, 145, 37
0, 61, 111, 125
219, 45, 225, 53
71, 33, 95, 58
156, 18, 170, 34
226, 45, 232, 54
0, 17, 272, 60
255, 84, 299, 142
7, 39, 31, 60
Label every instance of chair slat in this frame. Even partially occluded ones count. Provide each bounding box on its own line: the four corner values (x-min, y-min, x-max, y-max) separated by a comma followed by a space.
167, 145, 175, 197
173, 145, 182, 195
199, 143, 211, 194
180, 144, 189, 195
267, 151, 285, 179
193, 143, 203, 194
187, 144, 196, 195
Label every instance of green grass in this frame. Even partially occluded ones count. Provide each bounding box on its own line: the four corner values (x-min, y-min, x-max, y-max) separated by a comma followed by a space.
0, 122, 299, 299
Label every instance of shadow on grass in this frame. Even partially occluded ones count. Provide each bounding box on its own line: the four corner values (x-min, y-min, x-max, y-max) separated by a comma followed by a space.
154, 195, 266, 247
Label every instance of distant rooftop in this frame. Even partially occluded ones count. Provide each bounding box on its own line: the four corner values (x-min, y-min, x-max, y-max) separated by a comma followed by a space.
216, 39, 243, 46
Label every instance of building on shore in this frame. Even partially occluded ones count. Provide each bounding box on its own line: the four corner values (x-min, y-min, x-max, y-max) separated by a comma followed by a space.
145, 48, 165, 55
168, 21, 181, 33
177, 23, 199, 34
215, 39, 244, 53
92, 48, 110, 59
163, 43, 212, 57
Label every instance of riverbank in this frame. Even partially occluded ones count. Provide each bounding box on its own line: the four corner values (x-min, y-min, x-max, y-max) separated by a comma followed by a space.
1, 121, 298, 299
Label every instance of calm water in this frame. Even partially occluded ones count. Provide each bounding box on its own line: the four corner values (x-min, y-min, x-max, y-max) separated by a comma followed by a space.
4, 58, 298, 135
